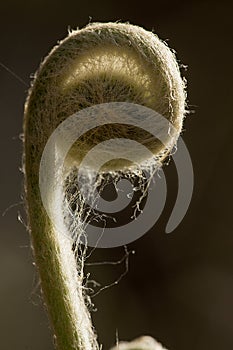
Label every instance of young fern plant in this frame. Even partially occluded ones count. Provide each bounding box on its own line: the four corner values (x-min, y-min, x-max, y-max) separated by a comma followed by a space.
23, 22, 186, 350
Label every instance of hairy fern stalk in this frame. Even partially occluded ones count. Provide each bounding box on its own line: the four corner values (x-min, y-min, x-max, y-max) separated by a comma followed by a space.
23, 22, 186, 350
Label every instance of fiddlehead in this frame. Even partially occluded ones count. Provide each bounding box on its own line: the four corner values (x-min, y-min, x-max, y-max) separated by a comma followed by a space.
23, 22, 186, 350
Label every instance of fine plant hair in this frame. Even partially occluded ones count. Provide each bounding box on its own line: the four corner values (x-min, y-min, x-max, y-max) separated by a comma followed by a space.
23, 22, 186, 350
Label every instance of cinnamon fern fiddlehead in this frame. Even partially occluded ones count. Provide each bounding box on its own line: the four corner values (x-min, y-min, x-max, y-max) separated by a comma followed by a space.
23, 22, 186, 350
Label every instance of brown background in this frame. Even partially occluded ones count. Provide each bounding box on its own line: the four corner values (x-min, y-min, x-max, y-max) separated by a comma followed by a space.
0, 0, 232, 349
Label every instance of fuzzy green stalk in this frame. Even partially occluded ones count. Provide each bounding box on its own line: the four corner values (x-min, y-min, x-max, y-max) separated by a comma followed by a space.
23, 22, 186, 350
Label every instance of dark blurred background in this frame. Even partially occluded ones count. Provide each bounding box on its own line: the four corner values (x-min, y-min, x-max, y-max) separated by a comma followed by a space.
0, 0, 232, 349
